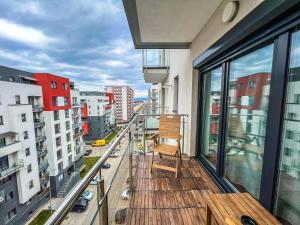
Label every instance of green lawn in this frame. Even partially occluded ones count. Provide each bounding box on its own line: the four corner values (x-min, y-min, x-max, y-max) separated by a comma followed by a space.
80, 156, 100, 178
105, 131, 118, 144
29, 210, 53, 225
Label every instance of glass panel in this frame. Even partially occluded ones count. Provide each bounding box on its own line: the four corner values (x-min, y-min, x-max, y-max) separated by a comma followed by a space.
201, 67, 222, 167
275, 30, 300, 225
224, 44, 274, 198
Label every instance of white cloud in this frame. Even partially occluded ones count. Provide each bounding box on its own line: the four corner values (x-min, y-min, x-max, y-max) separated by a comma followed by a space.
103, 60, 128, 67
0, 18, 58, 47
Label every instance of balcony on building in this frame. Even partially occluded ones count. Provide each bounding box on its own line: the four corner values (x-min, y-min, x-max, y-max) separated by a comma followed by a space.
35, 132, 46, 143
38, 160, 49, 171
73, 130, 83, 139
142, 49, 169, 83
72, 121, 83, 130
0, 132, 21, 157
39, 171, 50, 185
0, 159, 23, 179
34, 118, 45, 128
36, 145, 47, 157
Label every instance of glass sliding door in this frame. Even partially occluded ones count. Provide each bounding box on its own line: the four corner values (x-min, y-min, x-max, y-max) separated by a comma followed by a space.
201, 67, 222, 167
275, 30, 300, 225
224, 44, 274, 198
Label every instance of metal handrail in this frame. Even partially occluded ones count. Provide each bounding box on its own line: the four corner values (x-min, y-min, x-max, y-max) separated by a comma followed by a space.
45, 114, 138, 225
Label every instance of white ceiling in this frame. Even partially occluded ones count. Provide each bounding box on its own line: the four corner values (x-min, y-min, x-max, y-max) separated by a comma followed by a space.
136, 0, 222, 43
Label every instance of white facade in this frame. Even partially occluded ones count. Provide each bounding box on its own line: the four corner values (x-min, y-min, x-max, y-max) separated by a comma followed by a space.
79, 92, 108, 117
105, 86, 134, 122
0, 81, 41, 203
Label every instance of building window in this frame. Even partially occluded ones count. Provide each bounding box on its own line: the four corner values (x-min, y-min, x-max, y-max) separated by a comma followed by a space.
53, 111, 59, 120
63, 83, 68, 90
52, 96, 58, 106
6, 208, 17, 222
65, 109, 69, 118
51, 81, 57, 89
64, 97, 68, 106
58, 162, 63, 173
23, 131, 29, 140
287, 112, 297, 119
9, 76, 15, 82
29, 180, 34, 189
27, 164, 32, 173
21, 113, 26, 122
4, 191, 14, 203
68, 155, 72, 163
66, 133, 71, 142
57, 149, 62, 160
55, 124, 60, 134
56, 137, 61, 147
0, 138, 6, 147
67, 144, 72, 153
66, 121, 70, 130
248, 80, 256, 88
25, 148, 30, 156
0, 116, 3, 125
15, 95, 20, 104
286, 130, 294, 139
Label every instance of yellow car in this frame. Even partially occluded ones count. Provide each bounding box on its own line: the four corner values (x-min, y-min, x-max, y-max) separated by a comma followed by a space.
138, 143, 144, 150
92, 140, 106, 147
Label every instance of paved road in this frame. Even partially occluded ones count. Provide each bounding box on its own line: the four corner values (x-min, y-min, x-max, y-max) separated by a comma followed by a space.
61, 134, 131, 225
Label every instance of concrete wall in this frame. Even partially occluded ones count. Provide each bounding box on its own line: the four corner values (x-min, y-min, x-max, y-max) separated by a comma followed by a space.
85, 115, 108, 141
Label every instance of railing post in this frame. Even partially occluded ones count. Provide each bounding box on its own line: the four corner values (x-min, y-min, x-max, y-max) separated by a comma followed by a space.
128, 130, 133, 190
97, 170, 108, 225
143, 116, 146, 154
182, 116, 185, 154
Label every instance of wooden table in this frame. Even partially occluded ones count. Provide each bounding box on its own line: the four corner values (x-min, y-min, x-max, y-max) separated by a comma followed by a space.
205, 193, 282, 225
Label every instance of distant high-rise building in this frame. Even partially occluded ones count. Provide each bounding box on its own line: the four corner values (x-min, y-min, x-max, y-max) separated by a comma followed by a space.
105, 86, 134, 123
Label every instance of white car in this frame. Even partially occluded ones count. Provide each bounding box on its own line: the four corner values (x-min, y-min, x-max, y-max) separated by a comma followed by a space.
81, 190, 93, 201
121, 188, 130, 200
90, 175, 101, 185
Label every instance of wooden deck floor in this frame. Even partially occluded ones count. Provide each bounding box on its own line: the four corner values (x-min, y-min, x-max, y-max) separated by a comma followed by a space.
126, 155, 221, 225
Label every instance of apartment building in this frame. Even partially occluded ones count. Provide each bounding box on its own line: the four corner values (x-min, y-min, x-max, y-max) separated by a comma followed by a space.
123, 0, 300, 224
80, 91, 114, 140
148, 84, 159, 114
33, 73, 81, 198
70, 83, 84, 170
105, 86, 134, 123
0, 66, 47, 225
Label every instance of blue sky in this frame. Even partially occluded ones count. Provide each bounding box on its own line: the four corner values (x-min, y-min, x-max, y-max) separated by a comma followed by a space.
0, 0, 149, 97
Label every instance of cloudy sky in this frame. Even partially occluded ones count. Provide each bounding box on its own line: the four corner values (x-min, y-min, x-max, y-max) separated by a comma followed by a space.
0, 0, 149, 97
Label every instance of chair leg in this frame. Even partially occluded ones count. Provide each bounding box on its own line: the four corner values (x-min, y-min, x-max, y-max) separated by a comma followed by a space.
175, 156, 180, 178
150, 151, 154, 173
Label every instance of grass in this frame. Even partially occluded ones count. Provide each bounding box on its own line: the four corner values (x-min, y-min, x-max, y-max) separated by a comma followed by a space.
80, 156, 100, 178
29, 210, 53, 225
105, 131, 118, 144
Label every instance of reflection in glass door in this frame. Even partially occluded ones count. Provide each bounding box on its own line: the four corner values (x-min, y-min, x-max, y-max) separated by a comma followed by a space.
201, 67, 222, 167
224, 44, 274, 198
275, 30, 300, 225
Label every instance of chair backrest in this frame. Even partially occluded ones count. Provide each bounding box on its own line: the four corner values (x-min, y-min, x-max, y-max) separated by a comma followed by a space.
228, 116, 246, 139
159, 114, 181, 139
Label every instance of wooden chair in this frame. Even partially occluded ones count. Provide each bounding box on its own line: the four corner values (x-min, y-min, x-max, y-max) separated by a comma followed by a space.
149, 114, 181, 177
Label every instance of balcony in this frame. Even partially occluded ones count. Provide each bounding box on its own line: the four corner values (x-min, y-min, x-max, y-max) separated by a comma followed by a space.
73, 131, 83, 139
39, 160, 49, 171
35, 134, 46, 142
37, 147, 47, 157
0, 160, 23, 178
72, 102, 81, 108
40, 172, 49, 184
0, 141, 21, 157
34, 118, 45, 128
142, 49, 169, 83
72, 121, 83, 129
32, 104, 44, 112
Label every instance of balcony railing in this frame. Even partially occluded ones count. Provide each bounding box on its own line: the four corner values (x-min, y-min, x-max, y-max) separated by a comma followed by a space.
34, 118, 45, 128
72, 102, 81, 107
37, 147, 47, 157
40, 172, 50, 184
32, 104, 44, 112
142, 49, 169, 68
0, 160, 23, 178
39, 160, 49, 171
43, 113, 189, 225
73, 131, 83, 139
0, 141, 21, 156
35, 134, 46, 142
72, 121, 83, 129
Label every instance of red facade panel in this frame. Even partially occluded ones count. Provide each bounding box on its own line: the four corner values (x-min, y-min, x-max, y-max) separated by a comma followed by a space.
235, 73, 271, 110
82, 121, 89, 135
211, 102, 220, 115
106, 93, 114, 104
32, 73, 71, 111
81, 102, 88, 118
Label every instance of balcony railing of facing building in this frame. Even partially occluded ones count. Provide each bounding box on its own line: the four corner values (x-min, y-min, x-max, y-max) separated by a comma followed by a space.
43, 113, 189, 225
32, 104, 44, 112
0, 160, 24, 178
34, 118, 45, 128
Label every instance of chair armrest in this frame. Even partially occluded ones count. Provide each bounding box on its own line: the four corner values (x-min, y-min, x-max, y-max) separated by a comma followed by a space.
148, 133, 159, 140
148, 133, 159, 146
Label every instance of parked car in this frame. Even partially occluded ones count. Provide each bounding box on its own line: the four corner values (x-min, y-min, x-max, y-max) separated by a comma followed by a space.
90, 175, 101, 185
109, 152, 118, 158
72, 199, 88, 213
84, 149, 92, 156
101, 162, 111, 169
81, 190, 93, 201
121, 188, 130, 200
